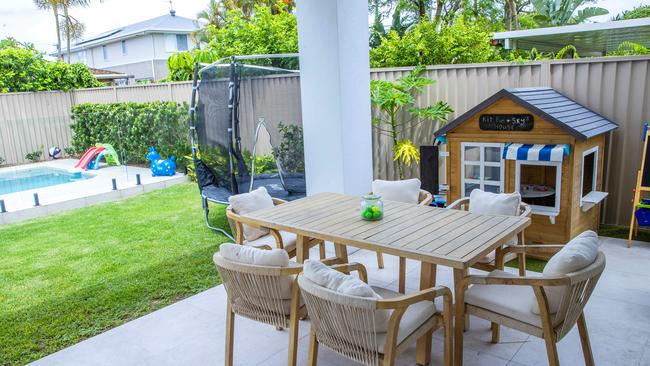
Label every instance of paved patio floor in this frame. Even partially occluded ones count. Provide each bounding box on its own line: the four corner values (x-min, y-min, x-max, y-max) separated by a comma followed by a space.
31, 236, 650, 366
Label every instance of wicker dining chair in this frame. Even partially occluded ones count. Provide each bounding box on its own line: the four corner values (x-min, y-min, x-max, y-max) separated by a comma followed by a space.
446, 196, 531, 274
460, 245, 605, 366
214, 251, 341, 366
372, 189, 433, 294
226, 197, 326, 259
298, 262, 452, 366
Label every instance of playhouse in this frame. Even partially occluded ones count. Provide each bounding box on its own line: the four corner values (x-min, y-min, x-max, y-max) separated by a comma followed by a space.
435, 87, 618, 244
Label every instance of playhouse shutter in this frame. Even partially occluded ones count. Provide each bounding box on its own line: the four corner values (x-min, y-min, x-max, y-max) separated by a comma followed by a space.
502, 143, 570, 162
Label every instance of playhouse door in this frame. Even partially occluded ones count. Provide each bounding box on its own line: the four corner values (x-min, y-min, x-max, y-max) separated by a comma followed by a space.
460, 142, 504, 197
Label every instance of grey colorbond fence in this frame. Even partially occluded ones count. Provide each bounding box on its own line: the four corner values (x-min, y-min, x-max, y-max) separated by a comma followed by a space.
1, 55, 648, 225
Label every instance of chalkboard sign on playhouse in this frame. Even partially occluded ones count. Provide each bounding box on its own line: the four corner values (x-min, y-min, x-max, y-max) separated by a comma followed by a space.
479, 114, 534, 131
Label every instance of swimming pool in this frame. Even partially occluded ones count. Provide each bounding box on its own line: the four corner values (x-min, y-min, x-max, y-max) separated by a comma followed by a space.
0, 167, 93, 195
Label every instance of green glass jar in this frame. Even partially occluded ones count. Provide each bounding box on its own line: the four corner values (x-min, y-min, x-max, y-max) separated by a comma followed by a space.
361, 194, 384, 221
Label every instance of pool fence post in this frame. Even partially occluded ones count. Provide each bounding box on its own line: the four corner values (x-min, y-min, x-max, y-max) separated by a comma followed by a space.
136, 174, 141, 185
33, 193, 40, 207
112, 178, 117, 191
0, 200, 5, 213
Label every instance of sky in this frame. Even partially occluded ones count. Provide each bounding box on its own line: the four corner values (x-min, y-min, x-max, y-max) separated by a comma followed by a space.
1, 0, 649, 54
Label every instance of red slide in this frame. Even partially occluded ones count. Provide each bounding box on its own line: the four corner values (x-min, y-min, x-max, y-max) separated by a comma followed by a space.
75, 146, 105, 169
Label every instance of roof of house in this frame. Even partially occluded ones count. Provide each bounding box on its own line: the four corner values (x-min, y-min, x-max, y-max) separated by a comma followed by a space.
492, 18, 650, 54
88, 67, 133, 80
67, 11, 199, 52
434, 87, 619, 140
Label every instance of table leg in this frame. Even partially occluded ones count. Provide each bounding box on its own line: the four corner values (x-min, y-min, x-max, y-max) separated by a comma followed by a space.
517, 230, 526, 276
416, 262, 435, 365
334, 242, 348, 263
296, 235, 309, 263
453, 268, 468, 366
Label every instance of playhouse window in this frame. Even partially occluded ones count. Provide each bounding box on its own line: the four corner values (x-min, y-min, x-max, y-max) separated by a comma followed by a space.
461, 142, 504, 197
516, 160, 561, 215
581, 147, 598, 199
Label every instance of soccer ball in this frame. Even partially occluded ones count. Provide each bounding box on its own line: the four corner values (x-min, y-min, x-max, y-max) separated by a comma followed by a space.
49, 146, 62, 159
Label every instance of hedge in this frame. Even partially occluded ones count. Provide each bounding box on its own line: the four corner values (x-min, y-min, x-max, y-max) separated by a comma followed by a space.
70, 102, 189, 165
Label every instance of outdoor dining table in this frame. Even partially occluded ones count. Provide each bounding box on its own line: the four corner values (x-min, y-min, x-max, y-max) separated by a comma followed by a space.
236, 192, 531, 366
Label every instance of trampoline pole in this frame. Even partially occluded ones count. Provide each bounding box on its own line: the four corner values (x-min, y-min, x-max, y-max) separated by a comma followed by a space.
189, 62, 200, 162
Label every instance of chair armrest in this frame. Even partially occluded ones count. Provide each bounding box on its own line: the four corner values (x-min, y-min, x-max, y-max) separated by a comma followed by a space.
418, 190, 433, 206
272, 198, 287, 205
446, 197, 469, 210
504, 244, 564, 255
464, 273, 571, 287
376, 286, 452, 309
329, 262, 368, 283
519, 202, 532, 217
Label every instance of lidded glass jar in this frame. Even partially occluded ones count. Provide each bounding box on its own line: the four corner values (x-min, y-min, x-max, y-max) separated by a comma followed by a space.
361, 194, 384, 221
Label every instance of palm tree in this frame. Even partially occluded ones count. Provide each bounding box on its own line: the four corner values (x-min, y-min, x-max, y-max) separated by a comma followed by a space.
61, 0, 90, 63
531, 0, 608, 26
33, 0, 63, 60
197, 0, 226, 28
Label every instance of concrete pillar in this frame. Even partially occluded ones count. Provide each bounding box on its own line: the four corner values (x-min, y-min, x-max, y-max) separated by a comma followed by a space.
296, 0, 373, 196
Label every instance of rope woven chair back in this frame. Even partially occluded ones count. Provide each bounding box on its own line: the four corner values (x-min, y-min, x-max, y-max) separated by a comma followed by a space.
553, 252, 606, 338
298, 276, 383, 366
214, 253, 295, 328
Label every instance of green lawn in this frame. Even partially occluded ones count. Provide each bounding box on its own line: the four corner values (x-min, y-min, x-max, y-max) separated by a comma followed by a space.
0, 183, 230, 366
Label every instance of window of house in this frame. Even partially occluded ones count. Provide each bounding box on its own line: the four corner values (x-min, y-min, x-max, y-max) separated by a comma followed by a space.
461, 142, 504, 197
76, 51, 86, 63
102, 45, 108, 60
515, 160, 561, 215
121, 40, 127, 55
581, 147, 598, 199
176, 34, 188, 51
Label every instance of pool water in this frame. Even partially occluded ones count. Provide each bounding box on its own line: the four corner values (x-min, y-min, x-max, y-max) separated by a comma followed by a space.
0, 168, 93, 195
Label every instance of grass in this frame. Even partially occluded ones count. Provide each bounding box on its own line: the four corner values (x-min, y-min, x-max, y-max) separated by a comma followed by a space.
505, 256, 547, 273
599, 223, 650, 243
0, 183, 230, 366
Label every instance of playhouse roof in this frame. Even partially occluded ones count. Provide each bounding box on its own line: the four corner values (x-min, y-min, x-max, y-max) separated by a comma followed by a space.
434, 87, 618, 140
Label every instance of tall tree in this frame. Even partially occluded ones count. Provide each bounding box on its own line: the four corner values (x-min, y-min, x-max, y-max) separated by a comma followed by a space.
531, 0, 608, 26
61, 0, 90, 63
33, 0, 63, 60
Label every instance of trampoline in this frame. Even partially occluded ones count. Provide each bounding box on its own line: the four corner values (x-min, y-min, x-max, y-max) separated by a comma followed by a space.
188, 54, 305, 237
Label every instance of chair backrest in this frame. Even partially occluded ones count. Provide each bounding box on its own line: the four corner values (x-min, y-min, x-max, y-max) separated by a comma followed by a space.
417, 189, 433, 206
213, 253, 296, 328
298, 275, 382, 366
552, 251, 606, 338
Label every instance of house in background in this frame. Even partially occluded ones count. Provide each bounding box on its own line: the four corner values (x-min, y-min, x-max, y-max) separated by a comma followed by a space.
61, 10, 199, 82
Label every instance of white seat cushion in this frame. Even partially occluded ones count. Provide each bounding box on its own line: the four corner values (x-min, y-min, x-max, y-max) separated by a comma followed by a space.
372, 179, 421, 204
469, 190, 521, 260
229, 187, 275, 240
465, 270, 543, 327
531, 230, 600, 314
303, 260, 391, 331
245, 231, 297, 253
373, 287, 436, 353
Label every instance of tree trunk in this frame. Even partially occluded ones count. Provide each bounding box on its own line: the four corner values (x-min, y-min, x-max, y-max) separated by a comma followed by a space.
418, 0, 427, 20
509, 0, 519, 30
433, 0, 444, 28
505, 1, 512, 31
63, 4, 71, 63
53, 6, 63, 60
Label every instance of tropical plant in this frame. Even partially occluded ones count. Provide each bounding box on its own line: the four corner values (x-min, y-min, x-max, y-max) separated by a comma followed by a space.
370, 65, 453, 179
167, 5, 297, 81
613, 4, 650, 20
531, 0, 608, 26
272, 122, 304, 173
607, 42, 650, 56
0, 41, 101, 92
370, 16, 499, 67
33, 0, 64, 60
60, 0, 89, 62
25, 148, 43, 163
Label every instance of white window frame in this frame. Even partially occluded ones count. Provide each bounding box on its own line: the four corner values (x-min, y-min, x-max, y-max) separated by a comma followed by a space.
580, 146, 599, 205
460, 142, 504, 197
515, 160, 562, 216
176, 34, 188, 51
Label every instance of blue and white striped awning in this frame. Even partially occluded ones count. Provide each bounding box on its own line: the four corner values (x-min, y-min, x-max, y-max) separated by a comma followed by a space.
502, 143, 570, 162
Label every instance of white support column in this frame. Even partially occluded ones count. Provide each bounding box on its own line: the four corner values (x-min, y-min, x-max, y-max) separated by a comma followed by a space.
296, 0, 373, 196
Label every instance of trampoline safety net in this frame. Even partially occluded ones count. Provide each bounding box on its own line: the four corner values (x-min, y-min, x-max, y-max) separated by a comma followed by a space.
190, 55, 305, 204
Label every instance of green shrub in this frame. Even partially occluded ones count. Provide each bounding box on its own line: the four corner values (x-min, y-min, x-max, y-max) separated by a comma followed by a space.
25, 148, 43, 163
70, 102, 190, 166
272, 122, 304, 173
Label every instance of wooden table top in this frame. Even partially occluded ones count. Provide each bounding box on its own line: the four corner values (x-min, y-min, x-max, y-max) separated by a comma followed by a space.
238, 192, 531, 269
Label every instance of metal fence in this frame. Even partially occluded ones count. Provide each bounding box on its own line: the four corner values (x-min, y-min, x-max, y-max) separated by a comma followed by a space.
1, 55, 648, 225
